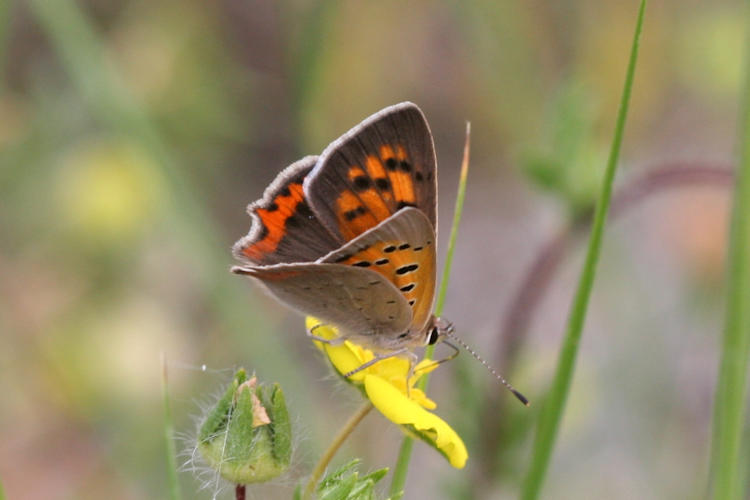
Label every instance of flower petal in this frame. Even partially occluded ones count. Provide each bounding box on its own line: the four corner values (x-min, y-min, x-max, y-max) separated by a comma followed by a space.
306, 318, 369, 382
364, 375, 468, 469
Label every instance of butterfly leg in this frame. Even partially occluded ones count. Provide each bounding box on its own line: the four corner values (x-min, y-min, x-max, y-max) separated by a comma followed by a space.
404, 351, 420, 398
342, 348, 410, 378
305, 324, 348, 345
414, 340, 460, 376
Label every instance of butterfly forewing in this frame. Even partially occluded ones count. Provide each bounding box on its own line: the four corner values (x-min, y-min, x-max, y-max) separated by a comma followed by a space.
320, 207, 437, 337
305, 102, 437, 242
233, 156, 343, 266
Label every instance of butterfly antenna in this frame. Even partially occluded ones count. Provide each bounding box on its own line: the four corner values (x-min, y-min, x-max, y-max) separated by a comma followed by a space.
444, 328, 529, 406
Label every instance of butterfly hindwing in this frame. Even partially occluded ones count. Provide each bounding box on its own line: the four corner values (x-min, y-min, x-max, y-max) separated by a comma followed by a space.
320, 207, 437, 338
233, 156, 343, 266
232, 263, 412, 344
305, 102, 437, 242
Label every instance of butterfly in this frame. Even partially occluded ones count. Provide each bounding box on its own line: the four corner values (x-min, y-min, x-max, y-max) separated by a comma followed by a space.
232, 102, 450, 368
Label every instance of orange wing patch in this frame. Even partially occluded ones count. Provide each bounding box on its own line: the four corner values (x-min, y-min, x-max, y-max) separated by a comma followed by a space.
335, 189, 381, 240
334, 143, 420, 240
380, 145, 416, 208
243, 183, 306, 261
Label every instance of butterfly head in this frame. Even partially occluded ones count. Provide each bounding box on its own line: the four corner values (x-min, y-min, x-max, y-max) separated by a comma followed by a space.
425, 316, 454, 346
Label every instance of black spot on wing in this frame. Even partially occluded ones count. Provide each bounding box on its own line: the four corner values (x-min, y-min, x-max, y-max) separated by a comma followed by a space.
396, 264, 419, 275
353, 176, 372, 192
344, 206, 367, 221
375, 178, 391, 191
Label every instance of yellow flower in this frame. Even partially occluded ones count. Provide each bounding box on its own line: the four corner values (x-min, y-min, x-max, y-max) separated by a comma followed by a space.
306, 317, 468, 469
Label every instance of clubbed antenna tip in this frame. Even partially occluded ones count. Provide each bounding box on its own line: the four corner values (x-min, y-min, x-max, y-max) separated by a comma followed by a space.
512, 389, 530, 407
444, 328, 530, 407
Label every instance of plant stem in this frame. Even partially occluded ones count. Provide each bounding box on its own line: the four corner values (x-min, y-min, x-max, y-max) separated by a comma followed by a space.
710, 5, 750, 498
389, 122, 472, 497
303, 403, 373, 500
521, 2, 646, 498
432, 123, 473, 323
235, 484, 246, 500
161, 354, 182, 500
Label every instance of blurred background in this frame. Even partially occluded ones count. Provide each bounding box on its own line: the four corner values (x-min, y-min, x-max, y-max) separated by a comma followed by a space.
1, 0, 746, 498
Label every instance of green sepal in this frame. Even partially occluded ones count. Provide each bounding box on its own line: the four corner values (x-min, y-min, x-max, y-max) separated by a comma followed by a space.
268, 383, 292, 464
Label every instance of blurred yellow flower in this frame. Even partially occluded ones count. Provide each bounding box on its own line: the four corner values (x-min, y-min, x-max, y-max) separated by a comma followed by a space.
305, 317, 468, 469
58, 139, 160, 245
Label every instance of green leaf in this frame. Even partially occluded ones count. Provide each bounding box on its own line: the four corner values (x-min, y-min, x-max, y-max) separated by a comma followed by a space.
312, 460, 390, 500
520, 79, 605, 216
521, 2, 648, 499
709, 3, 750, 498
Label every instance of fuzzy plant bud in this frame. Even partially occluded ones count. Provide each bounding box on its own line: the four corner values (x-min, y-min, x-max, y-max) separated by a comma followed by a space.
198, 369, 291, 484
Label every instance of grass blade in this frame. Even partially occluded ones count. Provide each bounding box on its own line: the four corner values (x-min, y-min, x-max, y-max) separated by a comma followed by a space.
521, 2, 647, 498
709, 4, 750, 498
161, 354, 182, 500
389, 123, 472, 497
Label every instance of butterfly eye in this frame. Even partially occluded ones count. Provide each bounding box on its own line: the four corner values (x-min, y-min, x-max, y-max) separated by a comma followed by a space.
427, 327, 440, 345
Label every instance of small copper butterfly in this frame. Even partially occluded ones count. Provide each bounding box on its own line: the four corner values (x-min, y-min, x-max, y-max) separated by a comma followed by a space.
232, 103, 448, 361
232, 102, 529, 404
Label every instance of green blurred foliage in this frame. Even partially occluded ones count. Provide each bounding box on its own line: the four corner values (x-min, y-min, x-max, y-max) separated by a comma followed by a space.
520, 79, 605, 216
0, 0, 745, 499
296, 460, 390, 500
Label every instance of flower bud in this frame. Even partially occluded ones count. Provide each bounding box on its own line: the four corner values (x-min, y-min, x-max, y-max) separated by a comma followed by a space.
198, 369, 291, 484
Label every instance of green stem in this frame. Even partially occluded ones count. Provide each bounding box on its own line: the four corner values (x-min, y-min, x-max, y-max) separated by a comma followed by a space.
303, 403, 373, 500
709, 3, 750, 498
389, 123, 472, 498
161, 354, 182, 500
433, 124, 472, 319
521, 2, 646, 498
